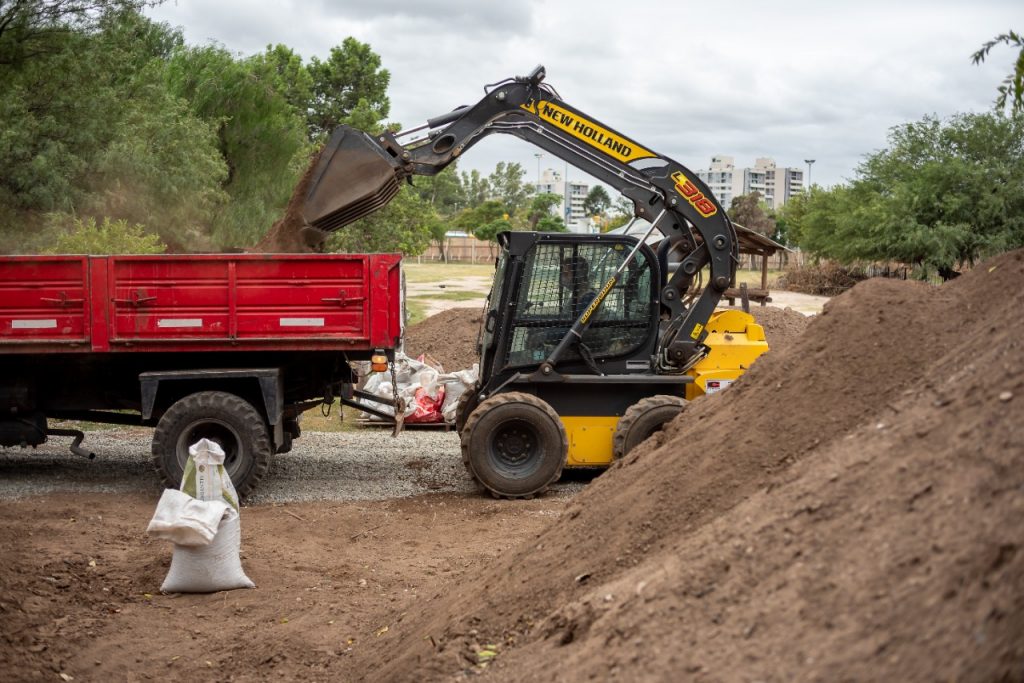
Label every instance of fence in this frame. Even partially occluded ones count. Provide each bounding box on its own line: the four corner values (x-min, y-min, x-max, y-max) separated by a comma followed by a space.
419, 236, 499, 264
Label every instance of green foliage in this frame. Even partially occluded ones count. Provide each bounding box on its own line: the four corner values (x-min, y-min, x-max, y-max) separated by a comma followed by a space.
583, 185, 611, 218
0, 4, 396, 254
474, 219, 514, 243
486, 162, 531, 216
728, 192, 776, 235
796, 112, 1024, 277
325, 188, 435, 255
45, 216, 166, 254
0, 0, 150, 66
523, 192, 565, 231
972, 30, 1024, 114
410, 165, 465, 216
165, 44, 310, 249
307, 37, 390, 138
0, 7, 228, 252
454, 200, 507, 235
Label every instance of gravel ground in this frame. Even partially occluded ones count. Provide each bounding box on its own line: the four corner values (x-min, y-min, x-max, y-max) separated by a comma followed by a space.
0, 427, 589, 503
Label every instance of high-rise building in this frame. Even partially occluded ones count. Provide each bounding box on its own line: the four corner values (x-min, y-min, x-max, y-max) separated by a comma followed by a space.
537, 168, 592, 233
697, 156, 804, 210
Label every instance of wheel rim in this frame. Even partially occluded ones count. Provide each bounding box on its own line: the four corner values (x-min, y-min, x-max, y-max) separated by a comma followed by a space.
175, 418, 245, 481
486, 418, 544, 478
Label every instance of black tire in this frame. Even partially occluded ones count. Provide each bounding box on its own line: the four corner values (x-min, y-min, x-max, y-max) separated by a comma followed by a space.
152, 391, 273, 498
454, 387, 478, 435
612, 394, 687, 459
461, 392, 567, 499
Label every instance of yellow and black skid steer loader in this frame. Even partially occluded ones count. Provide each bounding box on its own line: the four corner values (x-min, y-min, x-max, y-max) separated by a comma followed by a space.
310, 65, 768, 497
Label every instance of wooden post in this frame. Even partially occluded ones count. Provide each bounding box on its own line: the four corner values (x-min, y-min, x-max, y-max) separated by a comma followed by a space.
760, 253, 769, 307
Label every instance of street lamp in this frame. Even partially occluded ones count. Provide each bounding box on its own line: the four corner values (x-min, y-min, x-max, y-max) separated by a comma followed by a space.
804, 159, 815, 194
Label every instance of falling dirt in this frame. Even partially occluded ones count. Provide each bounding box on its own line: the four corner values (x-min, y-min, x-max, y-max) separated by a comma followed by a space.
1, 253, 1021, 681
750, 305, 810, 354
254, 148, 325, 254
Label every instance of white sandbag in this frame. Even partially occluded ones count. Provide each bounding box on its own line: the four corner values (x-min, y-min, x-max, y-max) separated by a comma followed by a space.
146, 488, 229, 547
440, 364, 479, 423
160, 510, 255, 593
151, 438, 254, 593
181, 438, 239, 510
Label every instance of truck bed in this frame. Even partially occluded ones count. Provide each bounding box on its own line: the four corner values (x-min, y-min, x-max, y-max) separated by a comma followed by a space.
0, 253, 402, 354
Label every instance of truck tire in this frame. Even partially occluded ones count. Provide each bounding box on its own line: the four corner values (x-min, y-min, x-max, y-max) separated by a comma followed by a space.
612, 394, 687, 460
461, 392, 566, 499
152, 391, 273, 498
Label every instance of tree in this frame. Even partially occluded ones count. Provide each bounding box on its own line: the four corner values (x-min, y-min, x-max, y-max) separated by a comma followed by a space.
728, 192, 776, 235
460, 169, 490, 208
44, 216, 165, 254
307, 38, 390, 138
166, 44, 310, 248
972, 30, 1024, 114
522, 192, 565, 230
0, 0, 150, 66
583, 185, 611, 218
487, 162, 532, 216
326, 188, 435, 255
602, 196, 635, 232
0, 7, 227, 253
797, 112, 1024, 277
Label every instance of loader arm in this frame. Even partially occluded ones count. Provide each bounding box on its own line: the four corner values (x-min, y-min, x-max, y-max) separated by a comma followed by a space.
304, 65, 738, 369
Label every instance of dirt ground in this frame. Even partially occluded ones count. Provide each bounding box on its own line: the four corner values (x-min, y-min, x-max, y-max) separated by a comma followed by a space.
2, 254, 1021, 682
0, 491, 572, 681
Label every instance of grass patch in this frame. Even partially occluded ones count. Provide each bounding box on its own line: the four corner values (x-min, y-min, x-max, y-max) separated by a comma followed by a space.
733, 269, 782, 287
300, 402, 363, 433
405, 299, 430, 327
431, 290, 485, 302
404, 262, 494, 284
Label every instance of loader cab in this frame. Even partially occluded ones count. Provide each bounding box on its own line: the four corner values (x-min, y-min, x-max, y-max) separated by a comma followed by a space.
478, 231, 661, 389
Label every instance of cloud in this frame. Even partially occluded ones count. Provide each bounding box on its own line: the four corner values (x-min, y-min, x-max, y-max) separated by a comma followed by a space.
148, 0, 1020, 188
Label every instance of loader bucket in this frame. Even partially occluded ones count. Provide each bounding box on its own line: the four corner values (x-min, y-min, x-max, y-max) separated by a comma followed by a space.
303, 126, 403, 233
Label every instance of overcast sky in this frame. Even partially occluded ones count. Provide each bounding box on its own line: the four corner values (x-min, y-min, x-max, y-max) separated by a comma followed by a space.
148, 0, 1021, 190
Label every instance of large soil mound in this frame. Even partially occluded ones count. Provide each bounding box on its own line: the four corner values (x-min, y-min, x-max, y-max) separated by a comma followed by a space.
351, 251, 1024, 681
404, 307, 483, 372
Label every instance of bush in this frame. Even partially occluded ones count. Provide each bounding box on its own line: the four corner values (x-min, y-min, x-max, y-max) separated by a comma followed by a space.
45, 216, 166, 255
781, 262, 869, 296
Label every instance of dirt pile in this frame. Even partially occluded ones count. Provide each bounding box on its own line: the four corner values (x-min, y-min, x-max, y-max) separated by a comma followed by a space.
750, 305, 809, 353
404, 307, 483, 372
254, 148, 324, 253
352, 251, 1024, 681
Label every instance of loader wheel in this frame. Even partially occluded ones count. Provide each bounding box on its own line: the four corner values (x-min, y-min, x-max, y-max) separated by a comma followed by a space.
612, 394, 687, 459
461, 392, 567, 499
152, 391, 273, 498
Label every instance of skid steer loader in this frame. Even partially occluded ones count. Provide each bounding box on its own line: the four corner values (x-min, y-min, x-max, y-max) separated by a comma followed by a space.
308, 66, 768, 498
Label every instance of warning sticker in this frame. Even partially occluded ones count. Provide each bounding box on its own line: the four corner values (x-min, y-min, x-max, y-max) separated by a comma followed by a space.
704, 379, 734, 395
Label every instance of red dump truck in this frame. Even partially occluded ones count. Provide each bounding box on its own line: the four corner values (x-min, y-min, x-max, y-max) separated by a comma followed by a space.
0, 253, 403, 496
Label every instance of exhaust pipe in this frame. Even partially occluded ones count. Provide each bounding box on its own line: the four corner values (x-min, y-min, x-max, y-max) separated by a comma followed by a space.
47, 428, 96, 459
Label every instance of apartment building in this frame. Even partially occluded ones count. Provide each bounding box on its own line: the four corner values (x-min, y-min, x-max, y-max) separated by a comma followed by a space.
697, 156, 804, 210
537, 168, 592, 233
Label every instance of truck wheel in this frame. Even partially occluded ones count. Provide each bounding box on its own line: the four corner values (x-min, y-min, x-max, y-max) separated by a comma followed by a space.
152, 391, 272, 498
461, 392, 566, 499
612, 395, 687, 459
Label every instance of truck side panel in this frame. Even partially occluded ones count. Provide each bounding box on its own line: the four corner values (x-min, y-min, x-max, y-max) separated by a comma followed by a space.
0, 256, 90, 346
0, 253, 402, 354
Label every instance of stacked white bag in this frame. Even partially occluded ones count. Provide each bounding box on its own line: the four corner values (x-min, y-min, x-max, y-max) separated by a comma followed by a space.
147, 438, 255, 593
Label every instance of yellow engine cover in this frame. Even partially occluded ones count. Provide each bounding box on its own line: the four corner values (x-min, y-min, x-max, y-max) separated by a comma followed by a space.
558, 310, 769, 467
684, 309, 768, 401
